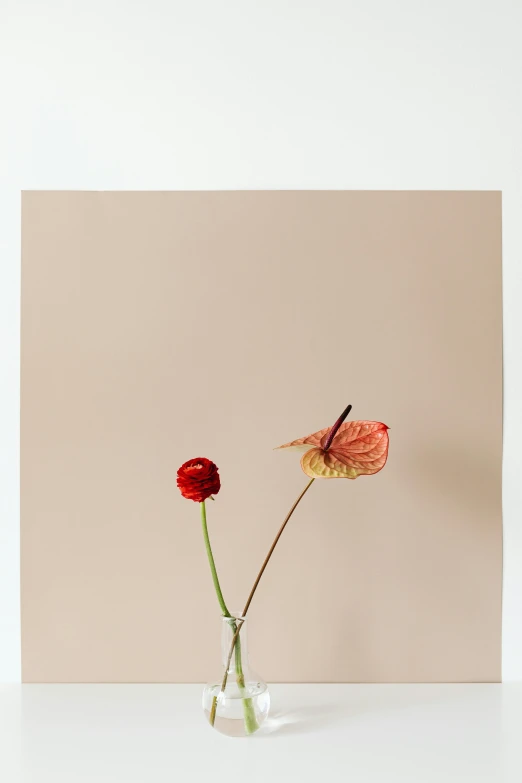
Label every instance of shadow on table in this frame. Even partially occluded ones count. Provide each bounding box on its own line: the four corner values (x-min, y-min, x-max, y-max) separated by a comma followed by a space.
259, 702, 352, 737
257, 685, 497, 738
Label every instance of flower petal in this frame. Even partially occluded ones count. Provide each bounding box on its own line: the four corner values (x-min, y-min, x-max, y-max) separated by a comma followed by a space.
320, 420, 389, 450
290, 421, 389, 479
276, 427, 330, 451
278, 420, 389, 479
301, 447, 362, 479
325, 441, 388, 475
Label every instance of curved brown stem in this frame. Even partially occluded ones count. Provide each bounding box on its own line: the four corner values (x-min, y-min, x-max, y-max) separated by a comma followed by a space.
210, 477, 315, 724
242, 477, 315, 616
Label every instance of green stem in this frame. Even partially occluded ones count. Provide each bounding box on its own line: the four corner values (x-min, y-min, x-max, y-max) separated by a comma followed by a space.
212, 478, 316, 720
231, 621, 257, 734
200, 501, 258, 733
200, 500, 230, 617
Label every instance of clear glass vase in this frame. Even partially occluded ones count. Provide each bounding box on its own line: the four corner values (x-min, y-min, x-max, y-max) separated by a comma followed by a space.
202, 615, 270, 737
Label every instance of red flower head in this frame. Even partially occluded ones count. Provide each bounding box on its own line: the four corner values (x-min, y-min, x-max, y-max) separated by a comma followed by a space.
177, 457, 221, 502
277, 404, 389, 479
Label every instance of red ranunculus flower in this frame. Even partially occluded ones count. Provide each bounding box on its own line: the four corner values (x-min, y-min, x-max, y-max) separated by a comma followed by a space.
177, 457, 221, 502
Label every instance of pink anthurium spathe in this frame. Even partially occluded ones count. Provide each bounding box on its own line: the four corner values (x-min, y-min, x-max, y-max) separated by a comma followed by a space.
277, 407, 389, 479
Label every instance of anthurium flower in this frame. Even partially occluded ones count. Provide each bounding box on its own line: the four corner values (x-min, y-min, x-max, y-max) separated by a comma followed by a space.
277, 418, 389, 479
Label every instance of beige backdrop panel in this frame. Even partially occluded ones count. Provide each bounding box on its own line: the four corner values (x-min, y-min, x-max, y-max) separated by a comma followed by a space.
21, 191, 502, 683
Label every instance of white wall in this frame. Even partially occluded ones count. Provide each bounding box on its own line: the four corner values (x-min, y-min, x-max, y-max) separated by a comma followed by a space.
1, 0, 521, 682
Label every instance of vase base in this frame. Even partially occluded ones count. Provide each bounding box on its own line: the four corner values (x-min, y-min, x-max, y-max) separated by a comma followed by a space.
202, 683, 270, 737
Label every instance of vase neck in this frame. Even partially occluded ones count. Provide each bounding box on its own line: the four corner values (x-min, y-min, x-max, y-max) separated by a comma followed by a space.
221, 615, 249, 672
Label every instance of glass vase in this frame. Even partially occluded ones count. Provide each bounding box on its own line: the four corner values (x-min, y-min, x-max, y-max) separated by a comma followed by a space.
202, 615, 270, 737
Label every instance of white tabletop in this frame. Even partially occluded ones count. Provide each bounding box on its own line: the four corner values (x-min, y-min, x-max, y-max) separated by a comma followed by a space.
1, 683, 520, 782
